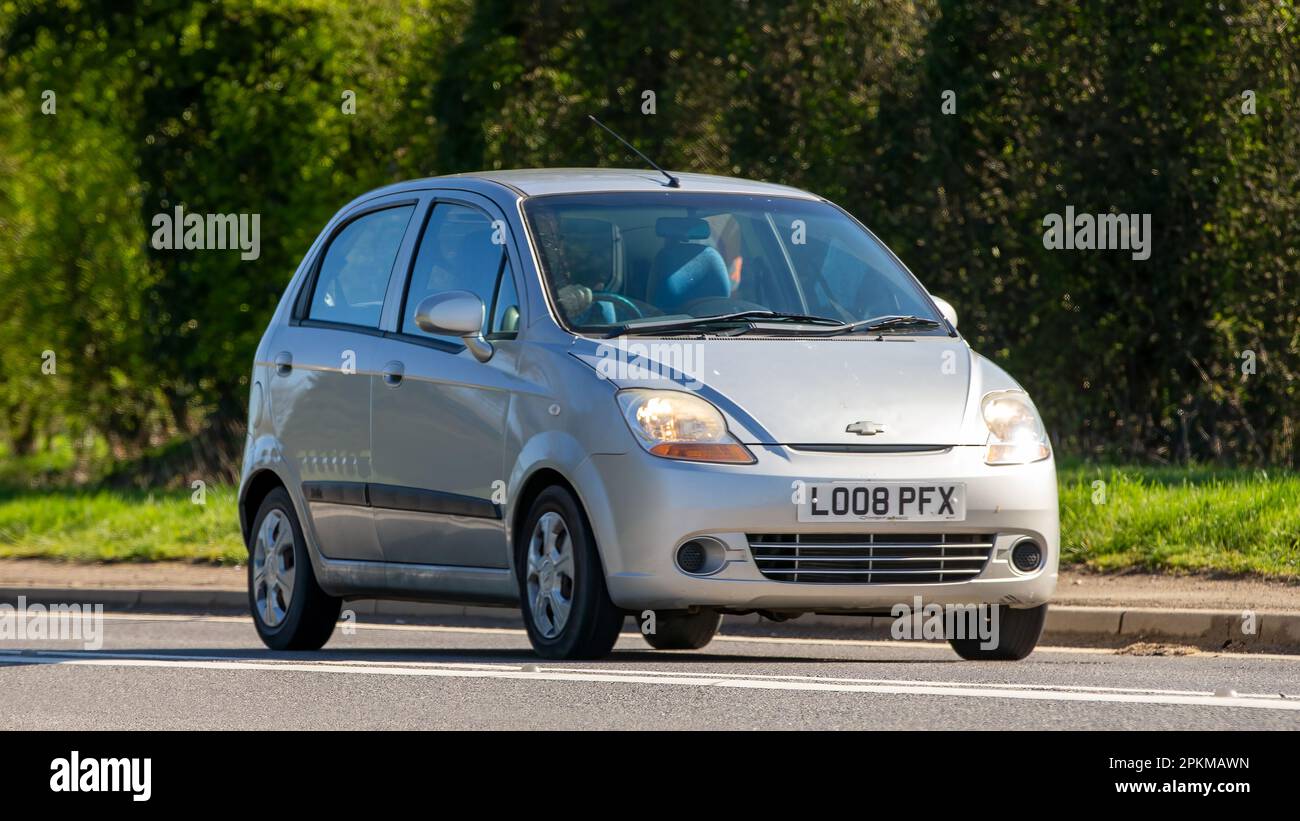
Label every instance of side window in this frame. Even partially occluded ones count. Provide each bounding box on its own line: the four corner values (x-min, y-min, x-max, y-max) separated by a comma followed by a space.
401, 203, 507, 342
307, 205, 414, 328
490, 259, 520, 336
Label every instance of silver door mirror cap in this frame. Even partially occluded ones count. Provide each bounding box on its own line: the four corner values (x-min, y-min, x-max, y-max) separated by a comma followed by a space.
414, 290, 494, 362
932, 296, 958, 330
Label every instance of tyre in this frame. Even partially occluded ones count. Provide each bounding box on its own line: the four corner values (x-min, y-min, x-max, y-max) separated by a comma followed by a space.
517, 486, 624, 660
248, 487, 341, 651
948, 603, 1047, 661
642, 610, 722, 650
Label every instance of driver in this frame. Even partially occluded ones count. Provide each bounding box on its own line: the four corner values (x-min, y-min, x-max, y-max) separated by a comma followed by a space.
552, 219, 620, 326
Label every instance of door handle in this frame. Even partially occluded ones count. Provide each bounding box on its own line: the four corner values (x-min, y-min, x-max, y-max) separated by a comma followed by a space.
382, 360, 405, 387
274, 351, 293, 376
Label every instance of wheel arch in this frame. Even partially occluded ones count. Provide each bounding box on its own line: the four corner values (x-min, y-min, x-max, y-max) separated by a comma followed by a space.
239, 468, 289, 548
510, 467, 580, 568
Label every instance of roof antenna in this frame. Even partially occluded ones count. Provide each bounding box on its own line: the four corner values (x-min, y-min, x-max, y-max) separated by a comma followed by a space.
588, 114, 679, 188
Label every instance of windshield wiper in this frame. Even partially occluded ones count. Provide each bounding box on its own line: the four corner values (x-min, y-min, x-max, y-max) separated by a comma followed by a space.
830, 314, 944, 335
603, 310, 845, 338
603, 311, 942, 338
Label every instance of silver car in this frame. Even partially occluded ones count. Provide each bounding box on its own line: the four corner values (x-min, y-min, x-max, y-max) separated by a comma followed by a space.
238, 169, 1058, 660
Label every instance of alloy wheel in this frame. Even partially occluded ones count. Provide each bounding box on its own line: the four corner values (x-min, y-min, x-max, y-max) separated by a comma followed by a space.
252, 509, 296, 628
526, 511, 576, 639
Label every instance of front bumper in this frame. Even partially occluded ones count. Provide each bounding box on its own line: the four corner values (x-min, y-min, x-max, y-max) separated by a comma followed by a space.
575, 444, 1059, 612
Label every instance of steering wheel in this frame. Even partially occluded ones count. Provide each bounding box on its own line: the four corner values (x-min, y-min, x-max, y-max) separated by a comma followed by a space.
591, 292, 644, 321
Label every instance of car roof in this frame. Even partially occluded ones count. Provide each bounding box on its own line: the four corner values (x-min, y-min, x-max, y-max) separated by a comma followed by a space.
368, 168, 822, 201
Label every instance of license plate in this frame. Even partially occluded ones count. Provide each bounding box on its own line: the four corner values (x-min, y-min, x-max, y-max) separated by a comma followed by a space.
797, 482, 966, 522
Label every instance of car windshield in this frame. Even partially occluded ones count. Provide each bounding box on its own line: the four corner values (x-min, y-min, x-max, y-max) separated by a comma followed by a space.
523, 192, 945, 335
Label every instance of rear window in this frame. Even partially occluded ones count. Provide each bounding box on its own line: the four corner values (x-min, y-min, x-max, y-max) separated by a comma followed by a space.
307, 205, 415, 327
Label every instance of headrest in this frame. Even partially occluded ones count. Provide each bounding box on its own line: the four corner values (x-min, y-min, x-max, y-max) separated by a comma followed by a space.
655, 217, 710, 241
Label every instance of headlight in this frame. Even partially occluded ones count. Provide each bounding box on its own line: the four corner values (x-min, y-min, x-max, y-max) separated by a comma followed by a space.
981, 390, 1051, 465
616, 389, 755, 464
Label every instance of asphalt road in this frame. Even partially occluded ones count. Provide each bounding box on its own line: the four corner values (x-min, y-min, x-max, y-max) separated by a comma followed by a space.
1, 612, 1298, 730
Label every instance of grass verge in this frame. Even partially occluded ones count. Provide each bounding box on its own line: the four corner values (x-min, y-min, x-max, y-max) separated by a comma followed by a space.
1059, 463, 1300, 579
0, 486, 244, 564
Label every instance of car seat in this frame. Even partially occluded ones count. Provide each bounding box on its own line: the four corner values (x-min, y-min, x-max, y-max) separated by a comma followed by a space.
647, 217, 731, 314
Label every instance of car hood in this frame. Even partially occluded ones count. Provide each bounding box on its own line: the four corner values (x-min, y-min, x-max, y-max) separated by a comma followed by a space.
571, 336, 1010, 446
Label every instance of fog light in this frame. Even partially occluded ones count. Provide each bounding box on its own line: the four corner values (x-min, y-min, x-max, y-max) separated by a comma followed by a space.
676, 540, 707, 574
1011, 539, 1044, 572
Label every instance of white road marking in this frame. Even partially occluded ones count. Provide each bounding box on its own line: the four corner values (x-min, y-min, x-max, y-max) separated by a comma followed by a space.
1, 648, 1296, 711
61, 611, 1300, 661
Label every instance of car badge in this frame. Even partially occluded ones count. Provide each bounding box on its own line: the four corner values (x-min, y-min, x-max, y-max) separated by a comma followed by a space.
846, 420, 887, 436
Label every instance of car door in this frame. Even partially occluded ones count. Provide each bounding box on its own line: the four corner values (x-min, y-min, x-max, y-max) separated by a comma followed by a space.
267, 196, 420, 562
369, 193, 523, 568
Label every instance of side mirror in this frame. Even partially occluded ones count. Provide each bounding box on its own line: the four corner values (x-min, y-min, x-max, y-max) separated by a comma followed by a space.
414, 290, 493, 362
931, 296, 958, 330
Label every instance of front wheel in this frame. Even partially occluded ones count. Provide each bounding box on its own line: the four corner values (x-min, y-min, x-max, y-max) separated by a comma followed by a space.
517, 487, 624, 660
642, 610, 722, 650
248, 487, 341, 651
948, 603, 1048, 661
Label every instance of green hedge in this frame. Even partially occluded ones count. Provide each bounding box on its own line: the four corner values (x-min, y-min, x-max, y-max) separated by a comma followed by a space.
1, 0, 1297, 470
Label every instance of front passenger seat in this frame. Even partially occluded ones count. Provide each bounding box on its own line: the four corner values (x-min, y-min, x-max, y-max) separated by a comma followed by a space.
647, 217, 730, 314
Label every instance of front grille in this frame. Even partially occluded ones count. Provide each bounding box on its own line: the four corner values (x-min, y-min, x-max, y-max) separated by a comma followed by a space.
747, 532, 995, 584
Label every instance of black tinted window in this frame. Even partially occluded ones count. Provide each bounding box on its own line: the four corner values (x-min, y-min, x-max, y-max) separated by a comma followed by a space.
308, 206, 414, 327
